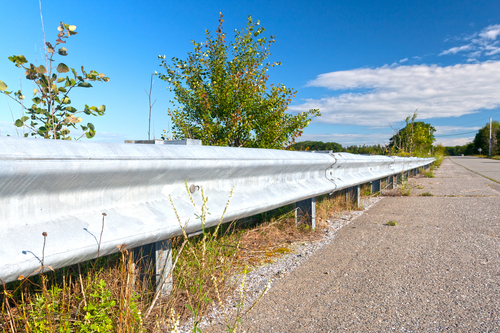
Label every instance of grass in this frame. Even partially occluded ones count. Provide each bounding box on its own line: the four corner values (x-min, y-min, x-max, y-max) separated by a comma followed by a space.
421, 192, 433, 197
422, 170, 435, 178
1, 184, 357, 332
399, 177, 411, 196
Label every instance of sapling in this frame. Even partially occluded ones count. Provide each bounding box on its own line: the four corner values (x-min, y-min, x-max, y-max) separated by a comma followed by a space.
0, 22, 109, 140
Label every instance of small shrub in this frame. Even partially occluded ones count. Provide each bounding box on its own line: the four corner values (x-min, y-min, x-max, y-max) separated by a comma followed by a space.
423, 170, 434, 178
421, 192, 433, 196
387, 220, 397, 226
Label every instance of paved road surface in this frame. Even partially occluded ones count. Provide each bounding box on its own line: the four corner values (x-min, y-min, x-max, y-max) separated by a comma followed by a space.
232, 158, 500, 332
450, 156, 500, 184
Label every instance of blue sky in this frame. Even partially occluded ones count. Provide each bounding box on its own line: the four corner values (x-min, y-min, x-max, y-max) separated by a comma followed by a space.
1, 0, 500, 147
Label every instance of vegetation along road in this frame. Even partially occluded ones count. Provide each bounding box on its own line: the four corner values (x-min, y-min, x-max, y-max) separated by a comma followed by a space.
223, 157, 500, 332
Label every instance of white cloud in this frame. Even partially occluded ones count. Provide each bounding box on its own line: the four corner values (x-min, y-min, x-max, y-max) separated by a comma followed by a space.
440, 24, 500, 60
439, 44, 473, 56
291, 61, 500, 127
399, 58, 408, 63
479, 25, 500, 40
434, 137, 473, 146
433, 125, 480, 135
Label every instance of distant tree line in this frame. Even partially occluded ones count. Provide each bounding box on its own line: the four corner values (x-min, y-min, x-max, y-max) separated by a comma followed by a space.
290, 117, 499, 158
289, 141, 386, 155
444, 121, 499, 156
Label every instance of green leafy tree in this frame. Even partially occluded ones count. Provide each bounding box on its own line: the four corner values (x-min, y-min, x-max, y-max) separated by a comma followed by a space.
445, 143, 475, 156
158, 13, 320, 148
473, 120, 499, 155
346, 144, 386, 155
388, 112, 435, 156
0, 22, 109, 140
289, 140, 344, 152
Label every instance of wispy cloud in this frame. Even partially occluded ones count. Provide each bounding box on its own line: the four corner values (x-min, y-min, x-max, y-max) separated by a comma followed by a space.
433, 125, 481, 135
439, 24, 500, 60
291, 61, 500, 127
434, 137, 474, 146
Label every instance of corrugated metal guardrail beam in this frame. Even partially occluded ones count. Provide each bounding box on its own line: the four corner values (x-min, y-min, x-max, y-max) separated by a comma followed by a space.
0, 137, 434, 283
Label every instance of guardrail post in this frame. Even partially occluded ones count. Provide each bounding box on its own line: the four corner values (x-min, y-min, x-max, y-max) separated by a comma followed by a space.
125, 139, 201, 295
395, 173, 402, 186
295, 197, 316, 230
346, 185, 360, 208
133, 240, 172, 294
387, 176, 394, 189
371, 179, 381, 194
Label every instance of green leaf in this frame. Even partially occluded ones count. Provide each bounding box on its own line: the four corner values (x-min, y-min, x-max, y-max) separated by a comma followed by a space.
20, 116, 29, 122
58, 87, 67, 93
0, 80, 7, 91
77, 82, 92, 88
86, 130, 95, 139
88, 123, 95, 131
35, 65, 47, 74
58, 47, 68, 56
32, 97, 42, 104
61, 97, 71, 104
14, 119, 24, 127
98, 105, 106, 112
65, 107, 77, 113
57, 77, 65, 83
56, 63, 70, 73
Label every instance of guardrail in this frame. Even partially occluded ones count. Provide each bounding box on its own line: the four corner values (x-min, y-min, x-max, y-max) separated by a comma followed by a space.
0, 137, 433, 284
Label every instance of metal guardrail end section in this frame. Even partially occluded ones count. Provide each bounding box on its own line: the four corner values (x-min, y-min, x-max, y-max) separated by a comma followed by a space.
0, 137, 434, 283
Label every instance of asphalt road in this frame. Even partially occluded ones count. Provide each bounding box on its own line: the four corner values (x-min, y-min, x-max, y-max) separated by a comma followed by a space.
230, 158, 500, 332
449, 156, 500, 184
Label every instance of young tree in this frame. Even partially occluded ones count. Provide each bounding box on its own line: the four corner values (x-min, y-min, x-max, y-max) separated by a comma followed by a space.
0, 22, 109, 140
158, 13, 320, 148
388, 112, 435, 156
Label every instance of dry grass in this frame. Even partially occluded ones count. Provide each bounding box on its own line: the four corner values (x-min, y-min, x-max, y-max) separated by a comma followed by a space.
0, 188, 366, 332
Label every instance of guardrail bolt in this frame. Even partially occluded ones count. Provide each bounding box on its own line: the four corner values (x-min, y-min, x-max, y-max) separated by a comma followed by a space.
189, 184, 200, 193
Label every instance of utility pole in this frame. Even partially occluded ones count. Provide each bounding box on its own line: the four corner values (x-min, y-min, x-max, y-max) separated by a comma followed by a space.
489, 117, 492, 156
